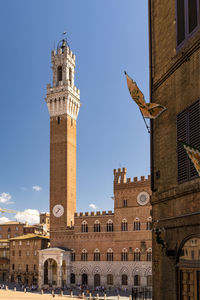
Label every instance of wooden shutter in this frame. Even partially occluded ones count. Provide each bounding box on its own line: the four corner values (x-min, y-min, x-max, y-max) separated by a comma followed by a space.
188, 0, 198, 33
177, 108, 188, 183
177, 99, 200, 183
177, 0, 186, 45
188, 99, 200, 179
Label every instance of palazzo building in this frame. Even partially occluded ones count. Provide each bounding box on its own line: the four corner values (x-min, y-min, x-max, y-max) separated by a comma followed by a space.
9, 234, 49, 285
0, 239, 9, 282
38, 39, 152, 290
149, 0, 200, 299
0, 213, 50, 284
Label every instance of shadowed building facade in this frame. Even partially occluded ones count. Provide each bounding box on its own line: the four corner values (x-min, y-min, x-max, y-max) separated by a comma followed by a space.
149, 0, 200, 299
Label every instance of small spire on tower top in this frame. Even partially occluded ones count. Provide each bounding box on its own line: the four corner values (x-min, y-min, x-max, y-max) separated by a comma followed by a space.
57, 31, 69, 52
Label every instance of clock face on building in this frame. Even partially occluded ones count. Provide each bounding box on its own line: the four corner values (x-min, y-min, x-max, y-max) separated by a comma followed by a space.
52, 204, 64, 217
137, 192, 150, 206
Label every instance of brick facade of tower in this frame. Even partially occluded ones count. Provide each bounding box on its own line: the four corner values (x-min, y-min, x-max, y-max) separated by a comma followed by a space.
45, 41, 80, 238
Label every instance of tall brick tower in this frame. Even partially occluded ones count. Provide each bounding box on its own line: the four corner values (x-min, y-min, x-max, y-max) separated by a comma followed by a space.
45, 39, 80, 241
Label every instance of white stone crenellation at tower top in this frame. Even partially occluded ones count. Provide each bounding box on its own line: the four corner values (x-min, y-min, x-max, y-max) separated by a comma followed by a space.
45, 43, 80, 120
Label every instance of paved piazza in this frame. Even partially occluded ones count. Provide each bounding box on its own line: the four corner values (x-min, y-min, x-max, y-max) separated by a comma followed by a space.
0, 290, 71, 299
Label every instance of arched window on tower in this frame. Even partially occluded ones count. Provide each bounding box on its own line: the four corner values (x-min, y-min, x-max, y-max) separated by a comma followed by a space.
94, 248, 100, 261
134, 218, 140, 231
134, 248, 140, 261
81, 249, 88, 261
121, 219, 128, 231
121, 248, 128, 261
147, 248, 152, 261
57, 66, 62, 82
107, 248, 113, 261
107, 219, 113, 232
69, 67, 72, 85
81, 221, 88, 233
94, 220, 101, 232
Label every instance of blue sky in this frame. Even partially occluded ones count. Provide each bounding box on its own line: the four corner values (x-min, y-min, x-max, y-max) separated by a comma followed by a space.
0, 0, 149, 223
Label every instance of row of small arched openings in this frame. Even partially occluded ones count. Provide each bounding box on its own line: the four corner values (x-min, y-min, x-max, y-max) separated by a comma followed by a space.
71, 248, 152, 262
81, 217, 152, 233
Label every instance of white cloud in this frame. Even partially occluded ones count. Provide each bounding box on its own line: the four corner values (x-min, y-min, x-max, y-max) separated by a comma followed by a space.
15, 209, 40, 225
0, 217, 10, 224
32, 185, 42, 192
89, 203, 98, 210
0, 192, 13, 204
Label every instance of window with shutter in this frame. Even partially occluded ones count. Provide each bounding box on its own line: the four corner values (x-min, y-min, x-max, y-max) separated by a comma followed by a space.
176, 0, 200, 47
177, 0, 185, 45
177, 99, 200, 183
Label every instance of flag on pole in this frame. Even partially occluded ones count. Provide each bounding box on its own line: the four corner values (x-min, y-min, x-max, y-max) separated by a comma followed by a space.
125, 71, 166, 119
179, 140, 200, 176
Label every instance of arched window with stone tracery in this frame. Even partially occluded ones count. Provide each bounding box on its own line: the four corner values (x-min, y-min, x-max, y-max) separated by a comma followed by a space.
94, 248, 100, 261
71, 249, 75, 261
107, 219, 113, 232
134, 218, 140, 231
107, 248, 113, 261
121, 219, 128, 231
81, 220, 88, 233
94, 220, 101, 232
147, 248, 152, 261
134, 248, 140, 261
81, 249, 88, 261
146, 217, 152, 230
121, 248, 128, 261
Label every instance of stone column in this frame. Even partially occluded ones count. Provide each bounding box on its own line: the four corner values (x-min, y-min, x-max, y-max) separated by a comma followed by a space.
140, 276, 146, 287
38, 263, 43, 289
88, 274, 93, 289
66, 266, 71, 286
101, 275, 107, 288
57, 263, 62, 287
48, 262, 52, 285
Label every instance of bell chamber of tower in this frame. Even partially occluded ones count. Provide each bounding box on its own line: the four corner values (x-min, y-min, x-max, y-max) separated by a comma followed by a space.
45, 39, 80, 240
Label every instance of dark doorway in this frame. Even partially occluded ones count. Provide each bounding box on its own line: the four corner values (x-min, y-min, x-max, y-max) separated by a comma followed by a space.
94, 274, 100, 288
82, 273, 88, 285
70, 273, 75, 284
17, 275, 21, 284
44, 260, 48, 284
33, 277, 37, 285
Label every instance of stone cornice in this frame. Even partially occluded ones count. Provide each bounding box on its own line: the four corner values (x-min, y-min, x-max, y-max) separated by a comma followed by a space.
151, 178, 200, 204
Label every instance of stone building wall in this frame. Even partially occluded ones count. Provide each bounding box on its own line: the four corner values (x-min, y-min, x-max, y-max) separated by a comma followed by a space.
0, 222, 25, 239
149, 0, 200, 299
9, 234, 49, 285
0, 239, 9, 281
